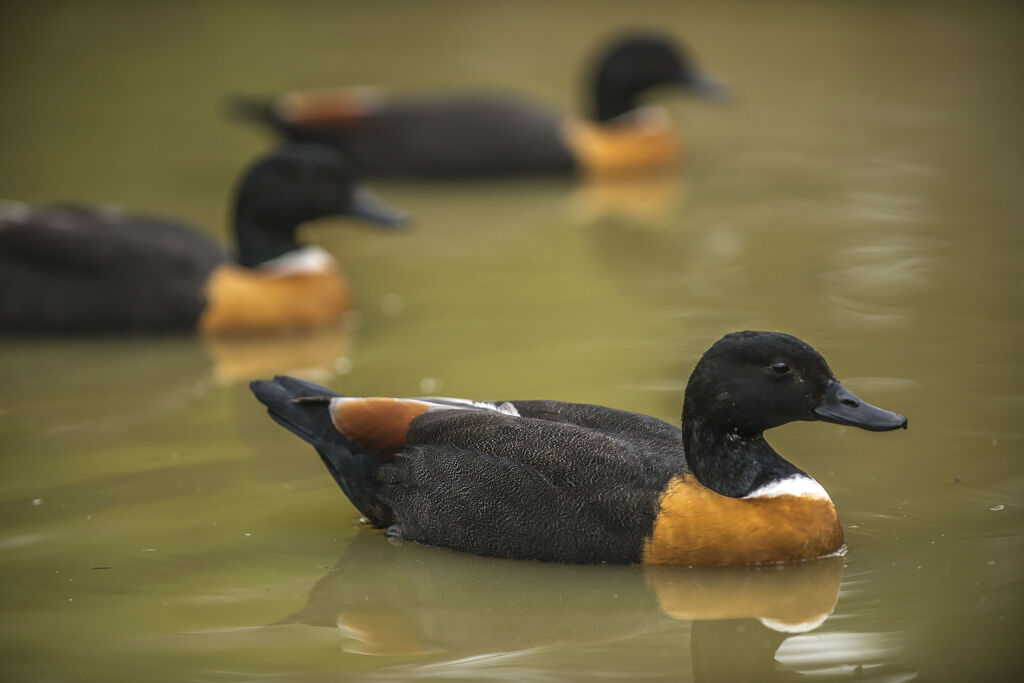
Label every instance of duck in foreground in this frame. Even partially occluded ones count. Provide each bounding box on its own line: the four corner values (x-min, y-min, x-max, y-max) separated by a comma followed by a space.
231, 31, 728, 178
0, 144, 407, 335
251, 331, 907, 566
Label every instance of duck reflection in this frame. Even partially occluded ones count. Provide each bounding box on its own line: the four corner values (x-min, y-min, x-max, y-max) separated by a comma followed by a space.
201, 321, 354, 384
569, 173, 685, 225
276, 527, 842, 667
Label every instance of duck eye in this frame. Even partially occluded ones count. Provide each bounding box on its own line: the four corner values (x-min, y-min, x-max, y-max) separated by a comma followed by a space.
771, 362, 790, 374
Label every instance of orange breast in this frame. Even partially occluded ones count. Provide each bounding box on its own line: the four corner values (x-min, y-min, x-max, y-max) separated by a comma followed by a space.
642, 476, 844, 567
563, 109, 680, 176
197, 263, 350, 335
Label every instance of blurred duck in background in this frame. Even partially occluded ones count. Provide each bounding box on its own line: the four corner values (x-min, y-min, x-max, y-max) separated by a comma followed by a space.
0, 144, 407, 336
231, 31, 729, 179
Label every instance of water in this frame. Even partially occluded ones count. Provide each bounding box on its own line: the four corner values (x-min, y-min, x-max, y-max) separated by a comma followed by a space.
2, 1, 1022, 680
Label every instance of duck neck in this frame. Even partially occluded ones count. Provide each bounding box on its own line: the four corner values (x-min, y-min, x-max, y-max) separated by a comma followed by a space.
681, 414, 805, 499
233, 211, 302, 269
592, 81, 642, 123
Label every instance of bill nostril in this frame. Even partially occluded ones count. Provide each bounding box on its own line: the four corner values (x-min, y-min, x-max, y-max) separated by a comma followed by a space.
840, 398, 859, 408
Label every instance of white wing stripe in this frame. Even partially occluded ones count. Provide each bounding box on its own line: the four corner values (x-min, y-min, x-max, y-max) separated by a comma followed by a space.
420, 397, 520, 416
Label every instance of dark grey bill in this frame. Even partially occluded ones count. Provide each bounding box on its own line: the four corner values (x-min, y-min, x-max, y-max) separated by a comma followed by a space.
348, 187, 410, 228
683, 71, 733, 104
813, 380, 908, 431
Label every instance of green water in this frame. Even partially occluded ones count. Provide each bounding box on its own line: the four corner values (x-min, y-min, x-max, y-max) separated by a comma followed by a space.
2, 1, 1022, 680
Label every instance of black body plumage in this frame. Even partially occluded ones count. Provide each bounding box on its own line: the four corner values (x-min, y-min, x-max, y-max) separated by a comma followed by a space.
0, 203, 226, 333
274, 95, 577, 178
382, 402, 685, 563
252, 375, 687, 564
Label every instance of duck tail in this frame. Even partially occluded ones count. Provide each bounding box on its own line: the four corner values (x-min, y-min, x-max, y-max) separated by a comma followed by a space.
250, 376, 389, 525
250, 375, 339, 442
226, 95, 280, 127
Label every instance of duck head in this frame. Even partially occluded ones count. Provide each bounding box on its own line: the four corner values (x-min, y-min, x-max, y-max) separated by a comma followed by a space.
682, 331, 907, 497
684, 331, 908, 435
590, 31, 730, 122
232, 143, 408, 268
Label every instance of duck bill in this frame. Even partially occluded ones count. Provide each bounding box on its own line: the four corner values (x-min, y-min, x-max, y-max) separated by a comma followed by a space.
347, 187, 410, 229
813, 380, 907, 432
683, 71, 732, 104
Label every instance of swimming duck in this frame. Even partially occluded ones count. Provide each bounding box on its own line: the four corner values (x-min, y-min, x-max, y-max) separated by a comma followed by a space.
231, 31, 728, 178
251, 331, 907, 566
0, 144, 407, 335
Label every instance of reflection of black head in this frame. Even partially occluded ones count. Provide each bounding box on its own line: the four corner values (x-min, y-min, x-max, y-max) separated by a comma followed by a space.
590, 32, 727, 121
691, 618, 789, 683
691, 616, 920, 682
232, 144, 407, 268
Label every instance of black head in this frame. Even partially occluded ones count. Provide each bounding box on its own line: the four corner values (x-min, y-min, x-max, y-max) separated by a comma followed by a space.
233, 143, 408, 268
683, 331, 908, 437
590, 31, 729, 121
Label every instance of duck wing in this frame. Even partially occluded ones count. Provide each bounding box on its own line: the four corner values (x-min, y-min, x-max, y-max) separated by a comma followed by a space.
250, 377, 687, 564
239, 90, 576, 177
380, 403, 684, 564
0, 203, 227, 332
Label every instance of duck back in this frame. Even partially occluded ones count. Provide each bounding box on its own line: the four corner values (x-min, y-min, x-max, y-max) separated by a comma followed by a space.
0, 204, 226, 333
272, 92, 577, 178
378, 400, 685, 564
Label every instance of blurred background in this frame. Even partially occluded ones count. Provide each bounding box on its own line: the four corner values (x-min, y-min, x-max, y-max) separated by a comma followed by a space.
1, 1, 1022, 680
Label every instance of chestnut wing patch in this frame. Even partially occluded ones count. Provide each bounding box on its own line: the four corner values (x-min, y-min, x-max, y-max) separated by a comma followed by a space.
279, 89, 374, 128
329, 398, 433, 460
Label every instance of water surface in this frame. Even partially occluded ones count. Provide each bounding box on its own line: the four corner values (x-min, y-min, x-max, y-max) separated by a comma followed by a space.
2, 1, 1022, 680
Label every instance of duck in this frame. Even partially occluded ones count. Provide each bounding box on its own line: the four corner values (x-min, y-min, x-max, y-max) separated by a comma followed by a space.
230, 31, 729, 179
0, 144, 407, 335
250, 331, 907, 567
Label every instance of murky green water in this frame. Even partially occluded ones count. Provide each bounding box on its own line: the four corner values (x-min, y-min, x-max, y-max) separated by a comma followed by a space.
2, 1, 1022, 680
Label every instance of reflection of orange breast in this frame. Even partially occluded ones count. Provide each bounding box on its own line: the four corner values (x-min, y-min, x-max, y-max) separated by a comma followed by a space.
642, 476, 844, 567
201, 324, 354, 384
338, 606, 440, 656
198, 263, 350, 335
645, 555, 843, 630
563, 108, 680, 176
